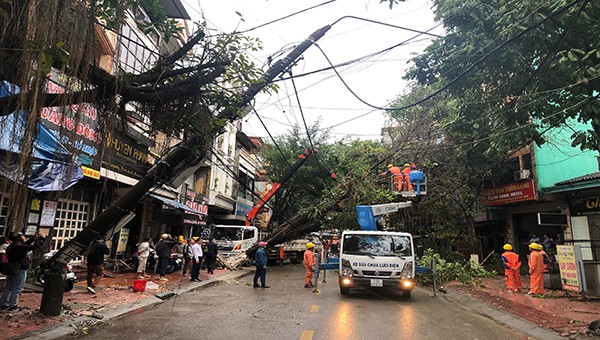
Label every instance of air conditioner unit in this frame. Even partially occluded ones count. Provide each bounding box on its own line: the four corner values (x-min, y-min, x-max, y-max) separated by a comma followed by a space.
514, 169, 531, 181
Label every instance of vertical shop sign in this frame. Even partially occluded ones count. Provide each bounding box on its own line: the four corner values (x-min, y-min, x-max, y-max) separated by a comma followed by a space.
556, 245, 586, 293
117, 228, 129, 253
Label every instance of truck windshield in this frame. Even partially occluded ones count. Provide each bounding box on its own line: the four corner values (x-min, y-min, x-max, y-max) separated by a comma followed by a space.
212, 227, 244, 241
342, 234, 412, 257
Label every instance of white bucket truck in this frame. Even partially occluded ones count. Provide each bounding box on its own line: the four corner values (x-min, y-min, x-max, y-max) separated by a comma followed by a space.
338, 202, 415, 297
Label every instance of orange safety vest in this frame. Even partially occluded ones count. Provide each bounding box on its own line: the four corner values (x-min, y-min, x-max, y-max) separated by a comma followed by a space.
501, 251, 521, 270
304, 249, 316, 270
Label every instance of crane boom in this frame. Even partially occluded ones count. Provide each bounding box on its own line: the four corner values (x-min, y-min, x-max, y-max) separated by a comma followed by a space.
246, 149, 315, 226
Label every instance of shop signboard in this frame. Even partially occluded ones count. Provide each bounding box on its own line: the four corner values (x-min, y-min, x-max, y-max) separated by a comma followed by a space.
101, 131, 150, 180
117, 228, 129, 253
235, 202, 252, 217
481, 179, 536, 206
570, 195, 600, 216
40, 68, 102, 179
556, 244, 586, 293
185, 194, 208, 226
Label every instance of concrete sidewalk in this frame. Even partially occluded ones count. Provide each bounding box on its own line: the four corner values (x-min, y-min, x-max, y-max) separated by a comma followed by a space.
443, 276, 600, 338
2, 268, 252, 340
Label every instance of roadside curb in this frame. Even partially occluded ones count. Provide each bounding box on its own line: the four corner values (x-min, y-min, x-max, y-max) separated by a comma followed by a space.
18, 269, 254, 339
439, 286, 563, 340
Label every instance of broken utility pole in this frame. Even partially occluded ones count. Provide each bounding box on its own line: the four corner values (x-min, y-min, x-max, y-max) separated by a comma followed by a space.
39, 25, 331, 316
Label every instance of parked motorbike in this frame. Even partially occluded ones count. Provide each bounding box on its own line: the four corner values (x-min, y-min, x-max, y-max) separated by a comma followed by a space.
35, 251, 78, 292
165, 253, 183, 274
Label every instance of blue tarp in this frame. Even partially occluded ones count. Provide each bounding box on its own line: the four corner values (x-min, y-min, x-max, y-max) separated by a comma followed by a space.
0, 81, 83, 191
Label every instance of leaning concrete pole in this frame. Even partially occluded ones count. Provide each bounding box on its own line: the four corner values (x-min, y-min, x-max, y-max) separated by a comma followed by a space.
40, 140, 201, 315
39, 25, 331, 316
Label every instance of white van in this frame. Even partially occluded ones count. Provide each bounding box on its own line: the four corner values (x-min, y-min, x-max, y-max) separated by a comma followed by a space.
338, 230, 415, 297
212, 225, 258, 258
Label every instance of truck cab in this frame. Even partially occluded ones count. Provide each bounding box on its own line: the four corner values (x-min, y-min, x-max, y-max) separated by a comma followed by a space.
212, 225, 258, 258
338, 230, 415, 297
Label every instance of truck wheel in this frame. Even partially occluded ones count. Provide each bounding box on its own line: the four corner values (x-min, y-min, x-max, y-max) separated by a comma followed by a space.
402, 290, 411, 298
267, 259, 278, 266
340, 287, 350, 295
290, 257, 302, 264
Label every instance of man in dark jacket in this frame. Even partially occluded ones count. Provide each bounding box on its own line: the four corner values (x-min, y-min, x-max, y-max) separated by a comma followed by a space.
1, 231, 45, 311
253, 241, 269, 288
86, 239, 110, 294
154, 234, 176, 281
205, 238, 218, 274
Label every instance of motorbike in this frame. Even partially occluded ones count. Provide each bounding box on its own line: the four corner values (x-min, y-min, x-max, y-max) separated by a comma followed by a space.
35, 251, 78, 292
165, 253, 183, 274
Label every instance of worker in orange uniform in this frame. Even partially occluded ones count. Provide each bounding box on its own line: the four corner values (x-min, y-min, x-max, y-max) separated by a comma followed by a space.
401, 163, 413, 191
527, 242, 545, 295
379, 164, 402, 191
303, 242, 317, 288
501, 244, 522, 293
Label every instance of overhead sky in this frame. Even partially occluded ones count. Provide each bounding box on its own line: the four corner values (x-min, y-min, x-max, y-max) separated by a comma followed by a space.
181, 0, 442, 142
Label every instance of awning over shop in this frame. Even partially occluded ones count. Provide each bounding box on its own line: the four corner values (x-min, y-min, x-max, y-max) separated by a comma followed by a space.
149, 194, 207, 216
0, 81, 83, 191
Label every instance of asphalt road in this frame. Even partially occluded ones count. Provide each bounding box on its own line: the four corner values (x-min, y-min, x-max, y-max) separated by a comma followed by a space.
79, 265, 530, 340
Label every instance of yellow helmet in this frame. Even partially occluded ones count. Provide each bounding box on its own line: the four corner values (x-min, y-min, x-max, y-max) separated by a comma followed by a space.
404, 163, 411, 167
306, 242, 315, 249
529, 242, 542, 250
387, 164, 393, 168
503, 244, 513, 251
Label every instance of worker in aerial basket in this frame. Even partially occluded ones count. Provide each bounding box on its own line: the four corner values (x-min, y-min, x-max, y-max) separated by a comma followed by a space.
501, 243, 522, 293
378, 164, 402, 191
401, 163, 413, 191
303, 242, 317, 288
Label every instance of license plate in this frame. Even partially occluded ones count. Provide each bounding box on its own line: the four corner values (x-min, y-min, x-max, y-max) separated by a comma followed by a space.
370, 279, 383, 287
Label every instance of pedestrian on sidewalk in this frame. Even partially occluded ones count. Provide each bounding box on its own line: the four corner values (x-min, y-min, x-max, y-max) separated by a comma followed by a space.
154, 234, 176, 281
205, 238, 218, 274
253, 241, 269, 288
182, 238, 194, 276
136, 237, 152, 279
86, 238, 110, 294
501, 243, 522, 293
527, 242, 545, 295
1, 231, 45, 311
190, 238, 203, 282
303, 242, 316, 288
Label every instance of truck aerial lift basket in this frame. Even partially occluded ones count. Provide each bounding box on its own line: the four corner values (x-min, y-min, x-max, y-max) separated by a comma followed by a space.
390, 170, 427, 198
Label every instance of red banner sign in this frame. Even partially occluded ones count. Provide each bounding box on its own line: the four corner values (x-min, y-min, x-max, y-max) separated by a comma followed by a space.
481, 179, 536, 206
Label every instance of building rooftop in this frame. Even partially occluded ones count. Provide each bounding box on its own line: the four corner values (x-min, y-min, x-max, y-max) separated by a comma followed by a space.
555, 171, 600, 185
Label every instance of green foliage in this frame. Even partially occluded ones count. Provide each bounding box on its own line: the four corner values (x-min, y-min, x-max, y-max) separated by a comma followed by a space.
259, 125, 391, 231
405, 0, 600, 152
417, 249, 496, 285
